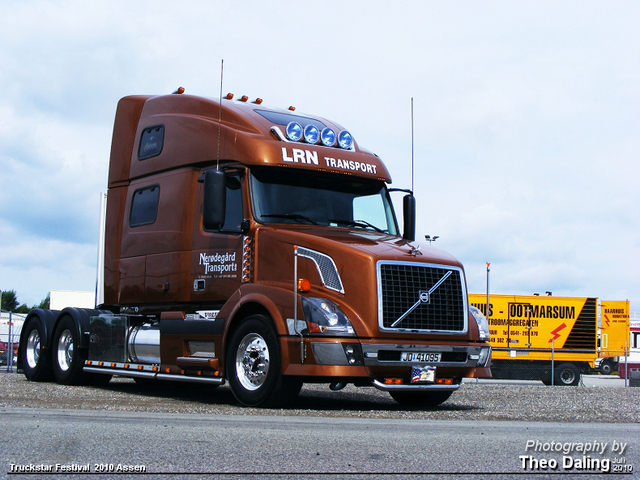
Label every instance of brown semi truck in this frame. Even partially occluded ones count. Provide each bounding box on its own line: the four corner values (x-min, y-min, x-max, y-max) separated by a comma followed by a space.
18, 90, 491, 407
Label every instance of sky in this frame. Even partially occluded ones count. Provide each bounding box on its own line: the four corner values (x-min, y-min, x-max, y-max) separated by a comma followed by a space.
0, 1, 638, 311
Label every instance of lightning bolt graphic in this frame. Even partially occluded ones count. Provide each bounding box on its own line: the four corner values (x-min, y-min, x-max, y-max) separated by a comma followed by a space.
549, 323, 567, 343
604, 315, 610, 327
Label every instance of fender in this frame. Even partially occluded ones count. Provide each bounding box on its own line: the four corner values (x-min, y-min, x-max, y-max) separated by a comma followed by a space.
223, 284, 294, 343
17, 309, 59, 370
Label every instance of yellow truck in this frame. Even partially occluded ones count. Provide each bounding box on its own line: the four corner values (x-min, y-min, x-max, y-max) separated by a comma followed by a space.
470, 294, 596, 385
598, 300, 631, 374
469, 294, 630, 385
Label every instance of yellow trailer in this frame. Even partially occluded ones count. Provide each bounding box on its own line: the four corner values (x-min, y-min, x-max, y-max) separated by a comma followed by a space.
469, 294, 597, 385
598, 300, 630, 374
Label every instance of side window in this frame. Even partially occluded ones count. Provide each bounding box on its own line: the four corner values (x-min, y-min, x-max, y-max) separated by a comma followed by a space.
138, 125, 164, 160
220, 176, 244, 233
353, 194, 387, 230
129, 185, 160, 227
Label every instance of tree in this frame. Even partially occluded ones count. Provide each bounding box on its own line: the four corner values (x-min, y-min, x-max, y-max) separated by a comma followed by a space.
1, 290, 49, 313
35, 293, 50, 310
1, 290, 19, 312
16, 303, 30, 314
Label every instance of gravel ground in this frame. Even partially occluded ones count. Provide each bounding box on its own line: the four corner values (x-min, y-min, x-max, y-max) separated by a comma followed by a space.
2, 372, 639, 423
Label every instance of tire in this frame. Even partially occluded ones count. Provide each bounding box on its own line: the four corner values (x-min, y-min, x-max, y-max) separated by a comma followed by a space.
554, 362, 580, 386
21, 320, 54, 382
226, 315, 302, 407
390, 391, 453, 407
52, 316, 91, 385
600, 360, 613, 375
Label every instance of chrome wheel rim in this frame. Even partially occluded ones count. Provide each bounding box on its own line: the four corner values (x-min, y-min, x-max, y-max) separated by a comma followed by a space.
26, 330, 41, 369
57, 329, 74, 372
235, 333, 270, 391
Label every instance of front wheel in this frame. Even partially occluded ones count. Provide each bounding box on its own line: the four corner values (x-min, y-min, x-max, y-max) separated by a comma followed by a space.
600, 360, 613, 375
21, 320, 54, 382
226, 315, 302, 407
52, 316, 90, 385
390, 390, 453, 407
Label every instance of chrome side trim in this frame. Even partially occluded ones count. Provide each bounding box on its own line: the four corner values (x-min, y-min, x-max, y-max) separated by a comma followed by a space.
155, 374, 225, 385
83, 367, 156, 379
84, 363, 225, 385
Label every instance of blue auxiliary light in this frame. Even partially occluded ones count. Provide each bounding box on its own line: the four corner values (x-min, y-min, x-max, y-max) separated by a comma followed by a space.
304, 125, 319, 144
338, 130, 353, 149
286, 122, 303, 142
321, 128, 336, 147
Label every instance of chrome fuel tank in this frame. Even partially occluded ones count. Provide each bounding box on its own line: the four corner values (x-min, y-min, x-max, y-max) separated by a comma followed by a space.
128, 324, 160, 364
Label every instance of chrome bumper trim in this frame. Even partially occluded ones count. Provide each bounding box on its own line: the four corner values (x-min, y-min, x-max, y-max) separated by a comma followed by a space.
372, 380, 460, 392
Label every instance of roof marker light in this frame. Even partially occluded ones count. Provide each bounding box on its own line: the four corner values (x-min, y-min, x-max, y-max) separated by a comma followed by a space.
225, 93, 234, 100
286, 122, 303, 142
172, 87, 185, 94
338, 130, 353, 149
253, 98, 263, 104
240, 95, 248, 102
304, 125, 319, 144
321, 128, 336, 147
289, 106, 296, 111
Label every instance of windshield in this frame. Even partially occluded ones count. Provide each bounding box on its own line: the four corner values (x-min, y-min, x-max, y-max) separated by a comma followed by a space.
250, 168, 398, 236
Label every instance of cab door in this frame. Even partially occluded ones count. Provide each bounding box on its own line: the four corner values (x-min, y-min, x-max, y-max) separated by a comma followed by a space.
191, 169, 246, 305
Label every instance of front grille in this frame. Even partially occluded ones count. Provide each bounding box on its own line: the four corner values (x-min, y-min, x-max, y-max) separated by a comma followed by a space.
378, 262, 466, 333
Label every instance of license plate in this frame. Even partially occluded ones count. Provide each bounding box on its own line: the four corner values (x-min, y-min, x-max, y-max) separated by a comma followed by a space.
401, 352, 441, 363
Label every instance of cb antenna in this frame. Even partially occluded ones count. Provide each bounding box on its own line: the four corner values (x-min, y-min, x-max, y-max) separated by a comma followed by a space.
411, 97, 414, 193
217, 59, 224, 170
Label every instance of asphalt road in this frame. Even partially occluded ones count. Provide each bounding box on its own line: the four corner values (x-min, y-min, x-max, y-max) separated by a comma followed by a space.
465, 373, 630, 387
2, 372, 639, 479
2, 408, 638, 479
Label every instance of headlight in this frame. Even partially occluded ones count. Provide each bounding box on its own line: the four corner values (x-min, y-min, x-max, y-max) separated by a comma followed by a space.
320, 128, 336, 147
286, 121, 303, 142
303, 124, 319, 144
478, 346, 491, 367
301, 297, 355, 336
470, 305, 490, 341
337, 130, 353, 149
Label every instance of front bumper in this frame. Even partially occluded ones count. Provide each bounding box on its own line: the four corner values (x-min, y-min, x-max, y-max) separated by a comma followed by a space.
360, 343, 491, 369
372, 379, 460, 392
303, 339, 491, 387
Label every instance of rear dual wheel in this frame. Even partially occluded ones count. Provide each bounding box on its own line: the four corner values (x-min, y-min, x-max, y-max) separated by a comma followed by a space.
21, 320, 54, 382
226, 315, 302, 407
554, 362, 580, 386
51, 316, 111, 386
52, 316, 89, 385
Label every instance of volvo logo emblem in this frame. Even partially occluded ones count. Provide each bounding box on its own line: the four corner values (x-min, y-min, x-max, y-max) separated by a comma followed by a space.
419, 291, 430, 304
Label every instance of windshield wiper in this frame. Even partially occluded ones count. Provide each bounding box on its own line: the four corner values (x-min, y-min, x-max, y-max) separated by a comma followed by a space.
330, 219, 385, 233
262, 214, 318, 225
